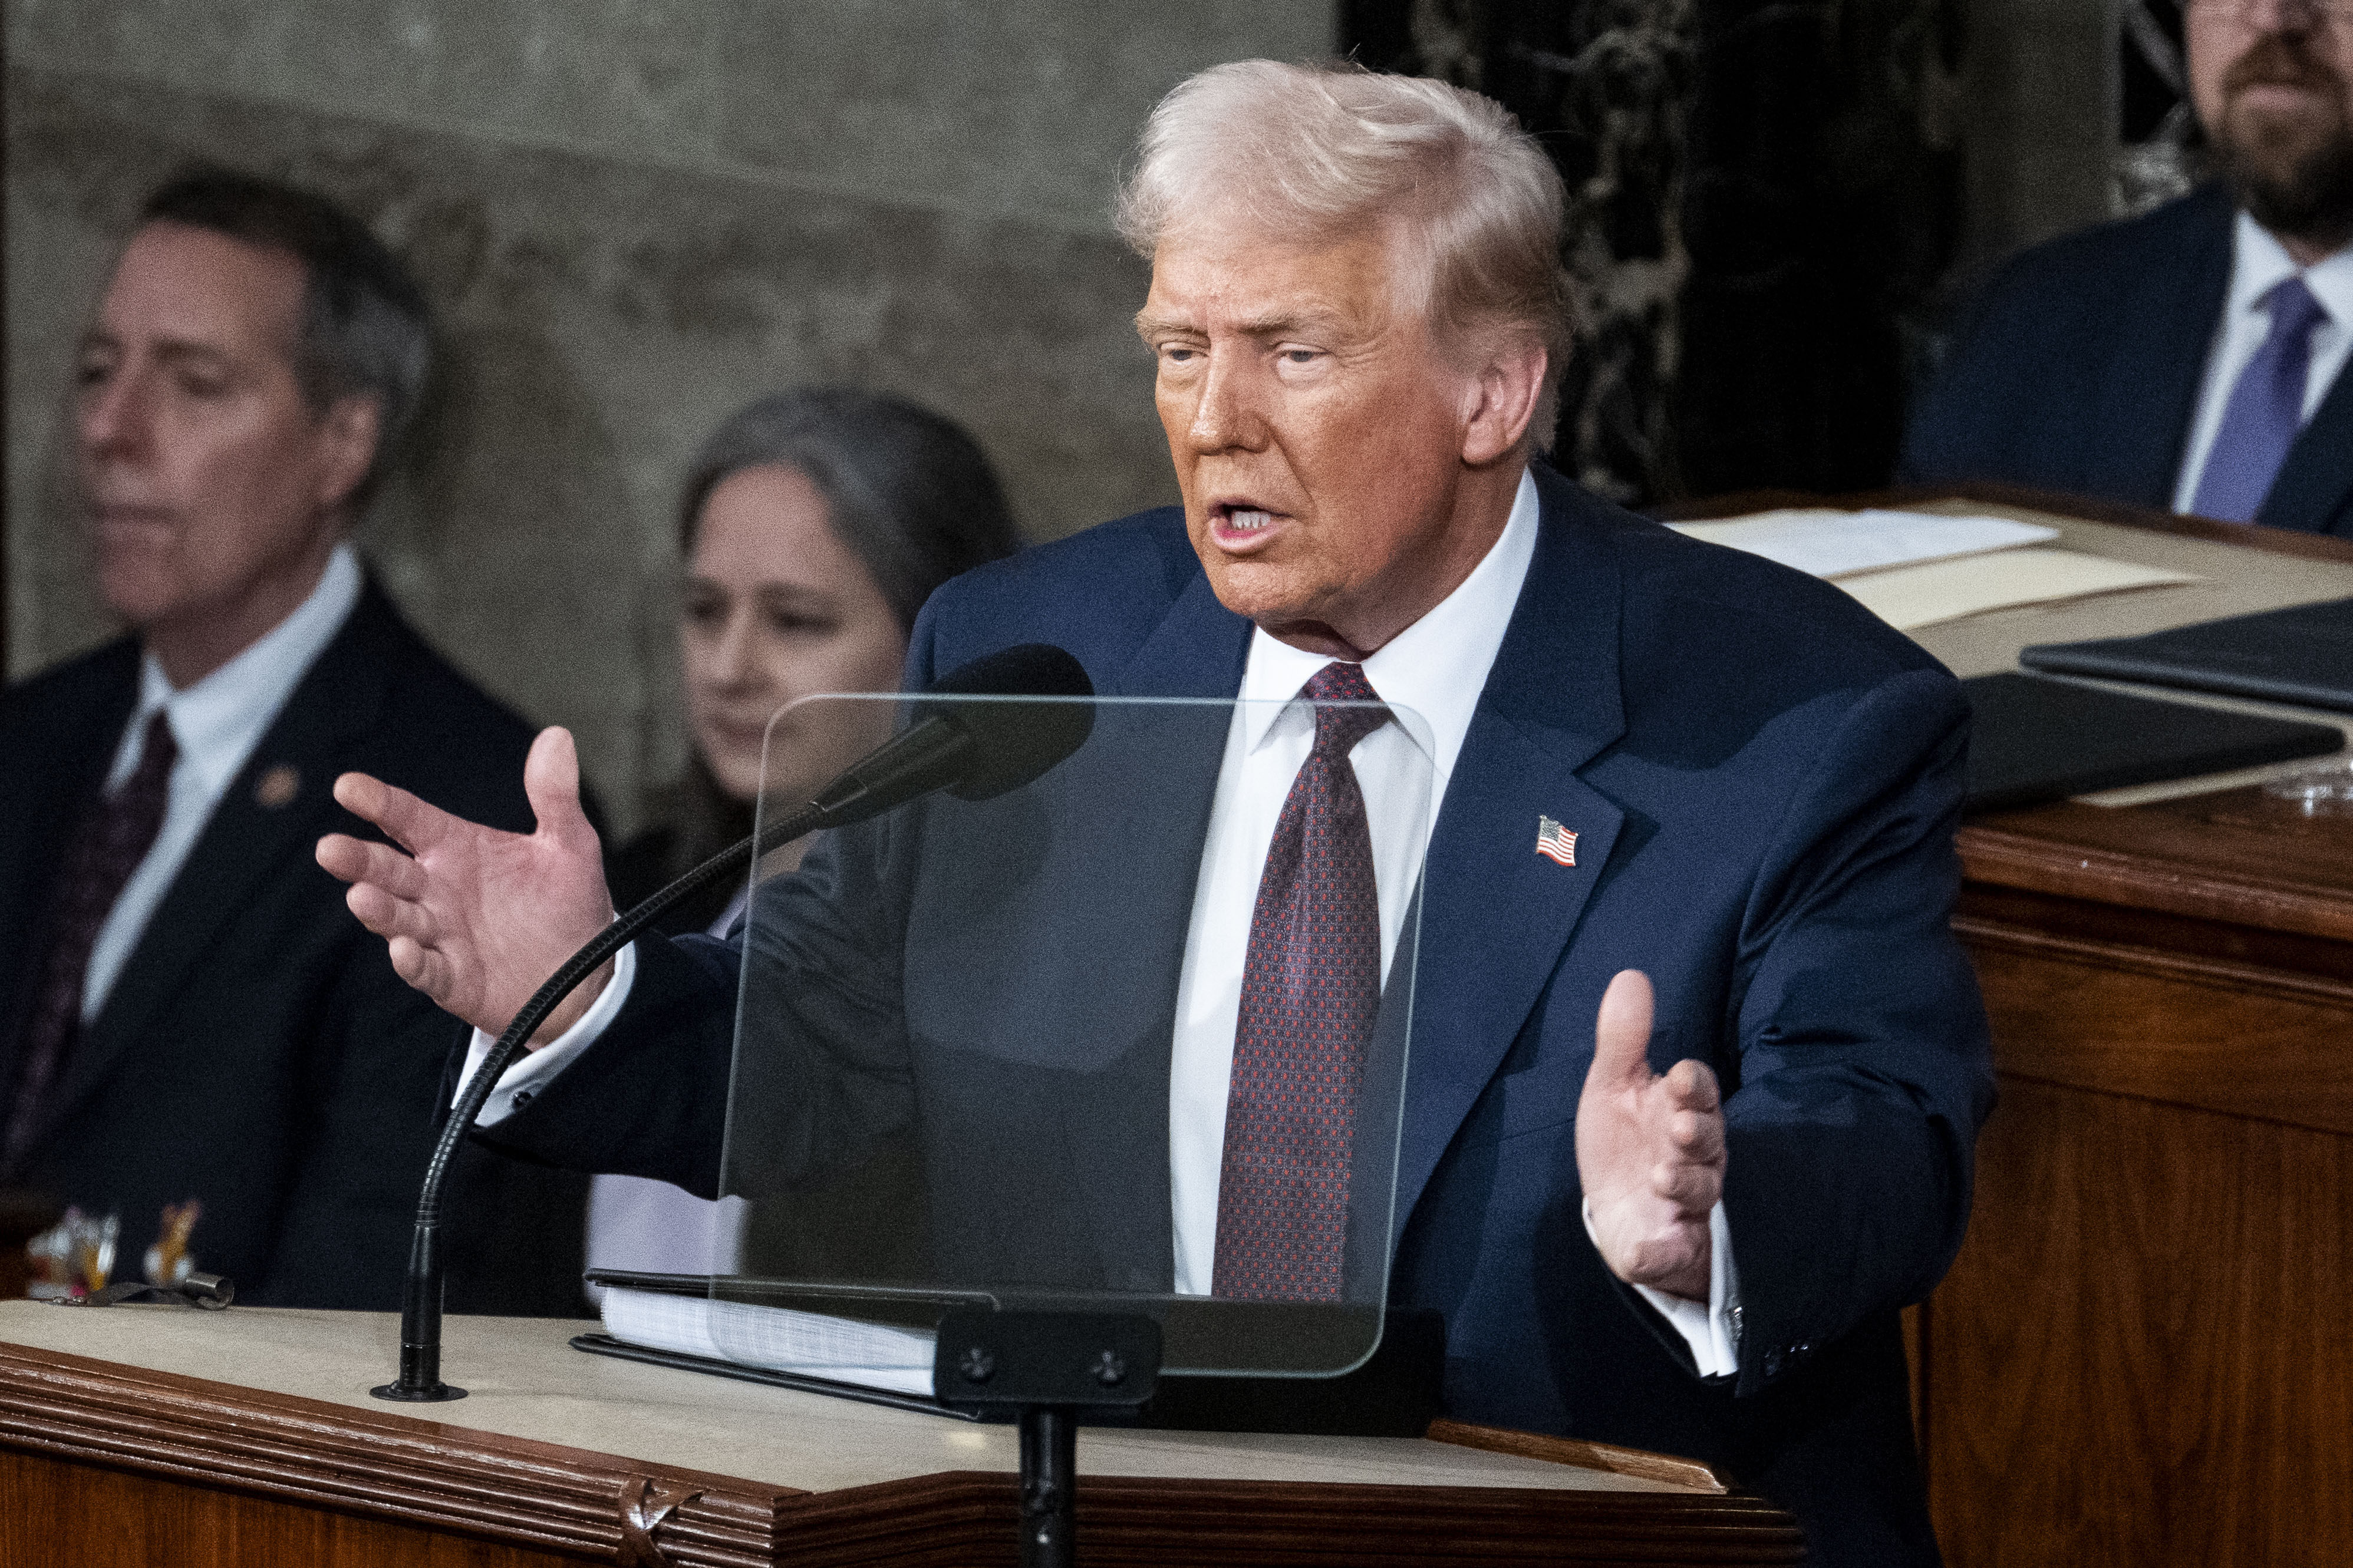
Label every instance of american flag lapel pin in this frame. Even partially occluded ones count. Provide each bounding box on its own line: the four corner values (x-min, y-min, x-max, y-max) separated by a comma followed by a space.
1534, 815, 1578, 867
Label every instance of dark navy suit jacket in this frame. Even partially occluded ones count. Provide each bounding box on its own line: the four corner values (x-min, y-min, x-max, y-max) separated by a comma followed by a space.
1901, 185, 2353, 536
485, 468, 1993, 1565
0, 579, 591, 1313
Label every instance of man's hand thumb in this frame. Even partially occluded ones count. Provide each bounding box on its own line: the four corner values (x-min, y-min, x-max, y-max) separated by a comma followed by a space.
522, 727, 592, 842
1589, 968, 1657, 1091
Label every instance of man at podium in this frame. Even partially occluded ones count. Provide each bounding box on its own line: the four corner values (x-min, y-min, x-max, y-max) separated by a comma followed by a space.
321, 61, 1993, 1568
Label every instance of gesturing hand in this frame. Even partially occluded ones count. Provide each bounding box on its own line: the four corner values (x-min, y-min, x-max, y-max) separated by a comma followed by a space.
1575, 969, 1725, 1302
315, 727, 616, 1045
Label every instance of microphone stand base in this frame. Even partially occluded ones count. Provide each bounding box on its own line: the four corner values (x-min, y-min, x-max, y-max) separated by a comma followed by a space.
370, 1382, 467, 1402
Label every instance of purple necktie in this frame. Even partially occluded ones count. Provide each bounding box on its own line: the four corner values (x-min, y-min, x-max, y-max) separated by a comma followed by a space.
1213, 663, 1389, 1302
3, 710, 179, 1168
2191, 276, 2330, 524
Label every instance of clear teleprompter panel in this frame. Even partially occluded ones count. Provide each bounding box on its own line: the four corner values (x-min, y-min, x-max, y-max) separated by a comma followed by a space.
696, 690, 1432, 1386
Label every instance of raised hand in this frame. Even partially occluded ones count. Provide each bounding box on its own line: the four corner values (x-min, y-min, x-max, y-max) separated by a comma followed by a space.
1575, 969, 1725, 1302
316, 727, 615, 1044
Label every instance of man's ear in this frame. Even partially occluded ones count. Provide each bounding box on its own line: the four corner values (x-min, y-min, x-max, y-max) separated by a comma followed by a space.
312, 394, 383, 514
1460, 337, 1548, 467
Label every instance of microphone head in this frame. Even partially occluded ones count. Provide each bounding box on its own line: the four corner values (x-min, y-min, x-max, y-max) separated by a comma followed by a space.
924, 643, 1095, 801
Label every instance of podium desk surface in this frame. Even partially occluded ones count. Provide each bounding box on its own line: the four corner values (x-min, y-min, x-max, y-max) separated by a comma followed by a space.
0, 1302, 1690, 1497
0, 1302, 1809, 1567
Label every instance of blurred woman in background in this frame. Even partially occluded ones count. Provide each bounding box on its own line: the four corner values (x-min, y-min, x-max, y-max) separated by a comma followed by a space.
593, 388, 1021, 1283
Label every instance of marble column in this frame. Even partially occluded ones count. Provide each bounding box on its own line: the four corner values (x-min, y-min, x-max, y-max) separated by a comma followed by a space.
1348, 0, 1696, 504
1342, 0, 1967, 503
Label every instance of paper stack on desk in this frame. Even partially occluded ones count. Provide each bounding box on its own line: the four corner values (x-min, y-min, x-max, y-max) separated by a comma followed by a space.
1669, 509, 2197, 631
601, 1283, 937, 1396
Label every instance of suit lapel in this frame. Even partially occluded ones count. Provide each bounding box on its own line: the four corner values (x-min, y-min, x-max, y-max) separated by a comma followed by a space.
2087, 187, 2235, 507
1059, 570, 1251, 1283
1392, 473, 1630, 1233
2259, 367, 2353, 535
1109, 568, 1254, 703
34, 593, 396, 1141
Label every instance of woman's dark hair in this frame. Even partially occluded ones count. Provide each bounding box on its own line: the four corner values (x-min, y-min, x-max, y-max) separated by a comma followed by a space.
617, 389, 1021, 922
677, 388, 1021, 633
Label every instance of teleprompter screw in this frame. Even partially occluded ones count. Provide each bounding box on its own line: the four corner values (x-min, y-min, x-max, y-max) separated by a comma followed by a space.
1094, 1349, 1127, 1388
959, 1346, 996, 1384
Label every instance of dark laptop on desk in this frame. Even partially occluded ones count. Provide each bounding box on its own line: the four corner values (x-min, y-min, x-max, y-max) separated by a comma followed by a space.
1961, 673, 2341, 814
2021, 597, 2353, 712
1960, 597, 2353, 811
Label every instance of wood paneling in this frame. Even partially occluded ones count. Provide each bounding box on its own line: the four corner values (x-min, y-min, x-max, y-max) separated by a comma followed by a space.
0, 1448, 591, 1567
778, 1473, 1805, 1567
1960, 924, 2353, 1134
1923, 1075, 2351, 1567
1942, 849, 2353, 1567
1960, 791, 2353, 948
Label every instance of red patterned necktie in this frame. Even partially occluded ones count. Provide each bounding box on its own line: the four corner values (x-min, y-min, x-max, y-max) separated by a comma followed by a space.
1212, 662, 1390, 1302
3, 709, 179, 1169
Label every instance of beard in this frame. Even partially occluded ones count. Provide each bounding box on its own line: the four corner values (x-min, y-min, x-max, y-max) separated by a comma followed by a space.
2209, 34, 2353, 247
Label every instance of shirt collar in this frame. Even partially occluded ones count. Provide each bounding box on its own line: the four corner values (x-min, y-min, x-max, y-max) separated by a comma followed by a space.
1236, 466, 1541, 785
120, 543, 364, 797
2232, 210, 2353, 329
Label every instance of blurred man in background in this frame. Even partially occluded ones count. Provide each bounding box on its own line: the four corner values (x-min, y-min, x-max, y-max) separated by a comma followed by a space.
1904, 0, 2353, 534
0, 169, 586, 1311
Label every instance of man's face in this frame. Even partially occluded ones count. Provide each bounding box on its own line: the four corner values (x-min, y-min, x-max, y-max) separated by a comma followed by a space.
2189, 0, 2353, 246
75, 221, 370, 646
1137, 223, 1495, 657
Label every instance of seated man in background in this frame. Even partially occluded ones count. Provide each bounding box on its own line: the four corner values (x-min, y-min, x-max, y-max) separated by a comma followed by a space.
1904, 0, 2353, 534
324, 62, 1993, 1566
0, 169, 586, 1311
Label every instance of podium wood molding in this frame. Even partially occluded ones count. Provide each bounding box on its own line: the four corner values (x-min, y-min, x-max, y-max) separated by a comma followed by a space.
0, 1339, 790, 1565
1423, 1418, 1731, 1494
0, 1336, 1804, 1566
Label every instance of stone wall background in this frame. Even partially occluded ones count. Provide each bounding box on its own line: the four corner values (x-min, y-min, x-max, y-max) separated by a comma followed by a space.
4, 1, 1332, 831
6, 0, 2138, 814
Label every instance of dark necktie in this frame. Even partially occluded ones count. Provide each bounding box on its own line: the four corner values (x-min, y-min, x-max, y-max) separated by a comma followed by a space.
3, 709, 179, 1168
1213, 662, 1389, 1302
2190, 276, 2329, 524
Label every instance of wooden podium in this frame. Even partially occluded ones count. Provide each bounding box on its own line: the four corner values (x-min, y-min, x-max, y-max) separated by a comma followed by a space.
1907, 492, 2353, 1568
0, 1302, 1802, 1566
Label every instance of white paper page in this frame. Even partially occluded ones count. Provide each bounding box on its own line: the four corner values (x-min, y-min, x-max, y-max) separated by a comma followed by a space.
1669, 509, 2058, 579
1833, 549, 2197, 632
601, 1286, 938, 1397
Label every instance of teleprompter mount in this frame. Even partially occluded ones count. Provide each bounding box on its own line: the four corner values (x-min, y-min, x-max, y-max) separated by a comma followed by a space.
933, 1309, 1163, 1568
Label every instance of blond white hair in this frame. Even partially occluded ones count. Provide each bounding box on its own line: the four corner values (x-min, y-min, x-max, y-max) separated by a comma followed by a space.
1116, 60, 1571, 432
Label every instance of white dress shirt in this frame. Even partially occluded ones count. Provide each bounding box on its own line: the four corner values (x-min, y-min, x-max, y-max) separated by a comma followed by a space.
2172, 213, 2353, 514
583, 889, 749, 1295
81, 543, 362, 1019
1162, 479, 1541, 1294
469, 470, 1739, 1373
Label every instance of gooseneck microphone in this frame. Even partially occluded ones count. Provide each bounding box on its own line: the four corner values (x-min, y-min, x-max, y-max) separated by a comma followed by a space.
373, 644, 1093, 1401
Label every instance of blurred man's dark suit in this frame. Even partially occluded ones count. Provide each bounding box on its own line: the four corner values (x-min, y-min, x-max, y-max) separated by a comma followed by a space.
1901, 184, 2353, 536
0, 577, 589, 1312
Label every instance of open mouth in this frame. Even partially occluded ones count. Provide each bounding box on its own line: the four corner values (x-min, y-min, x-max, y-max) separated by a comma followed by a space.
1207, 500, 1289, 552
